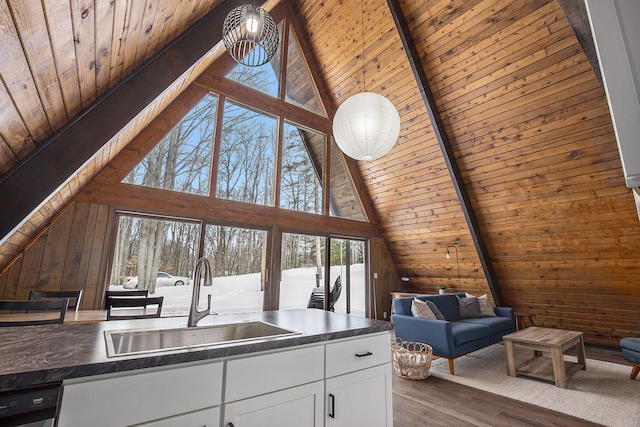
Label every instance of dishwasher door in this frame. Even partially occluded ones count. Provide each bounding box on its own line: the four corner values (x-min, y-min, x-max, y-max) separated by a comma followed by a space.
0, 383, 60, 427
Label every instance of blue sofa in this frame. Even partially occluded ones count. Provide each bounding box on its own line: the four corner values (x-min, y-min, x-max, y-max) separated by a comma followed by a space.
391, 293, 515, 374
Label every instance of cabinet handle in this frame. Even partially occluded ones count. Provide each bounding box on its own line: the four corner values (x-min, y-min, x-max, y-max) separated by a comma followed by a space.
228, 423, 235, 427
355, 351, 373, 357
329, 393, 335, 418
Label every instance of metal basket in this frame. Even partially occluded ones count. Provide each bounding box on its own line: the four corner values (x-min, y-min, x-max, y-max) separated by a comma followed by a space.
391, 339, 433, 380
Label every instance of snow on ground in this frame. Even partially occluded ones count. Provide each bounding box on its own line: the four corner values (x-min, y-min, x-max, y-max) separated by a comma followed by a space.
109, 264, 366, 317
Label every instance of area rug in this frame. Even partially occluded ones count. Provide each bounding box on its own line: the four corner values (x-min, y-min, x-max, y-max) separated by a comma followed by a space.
429, 344, 640, 427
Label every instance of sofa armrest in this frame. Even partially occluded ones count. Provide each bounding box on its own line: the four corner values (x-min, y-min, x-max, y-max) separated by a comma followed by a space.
391, 314, 455, 356
494, 306, 514, 320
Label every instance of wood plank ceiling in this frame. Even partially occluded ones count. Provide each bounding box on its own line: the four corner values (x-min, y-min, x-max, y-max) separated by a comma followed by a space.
0, 0, 638, 346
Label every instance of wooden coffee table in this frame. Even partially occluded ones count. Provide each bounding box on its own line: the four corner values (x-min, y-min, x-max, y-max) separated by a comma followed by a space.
503, 326, 586, 388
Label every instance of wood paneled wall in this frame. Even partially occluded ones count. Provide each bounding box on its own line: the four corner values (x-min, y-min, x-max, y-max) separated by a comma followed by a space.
370, 236, 402, 320
0, 202, 112, 310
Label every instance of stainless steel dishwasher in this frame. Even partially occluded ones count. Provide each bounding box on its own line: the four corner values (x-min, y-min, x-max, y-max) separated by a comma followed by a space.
0, 383, 60, 427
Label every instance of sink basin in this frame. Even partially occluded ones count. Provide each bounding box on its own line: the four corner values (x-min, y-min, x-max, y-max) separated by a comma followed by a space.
105, 321, 299, 357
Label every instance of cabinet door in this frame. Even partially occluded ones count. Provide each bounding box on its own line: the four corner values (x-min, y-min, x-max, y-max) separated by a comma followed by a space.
135, 406, 220, 427
223, 381, 323, 427
325, 364, 393, 427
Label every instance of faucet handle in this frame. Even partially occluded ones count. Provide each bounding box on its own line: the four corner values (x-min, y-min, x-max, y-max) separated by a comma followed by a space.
206, 293, 212, 313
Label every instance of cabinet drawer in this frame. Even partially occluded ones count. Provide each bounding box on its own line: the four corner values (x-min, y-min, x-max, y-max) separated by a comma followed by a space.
225, 345, 324, 402
58, 361, 223, 427
325, 333, 391, 378
135, 406, 220, 427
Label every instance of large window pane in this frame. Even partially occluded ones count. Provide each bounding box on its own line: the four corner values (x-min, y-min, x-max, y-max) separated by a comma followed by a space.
225, 22, 283, 98
109, 215, 200, 308
280, 122, 324, 214
280, 232, 326, 309
216, 101, 276, 206
123, 94, 217, 196
202, 224, 268, 314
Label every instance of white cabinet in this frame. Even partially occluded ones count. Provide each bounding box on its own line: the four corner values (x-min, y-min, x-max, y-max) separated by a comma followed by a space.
325, 364, 393, 427
223, 381, 324, 427
135, 407, 220, 427
222, 332, 392, 427
57, 331, 392, 427
325, 333, 393, 427
57, 361, 223, 427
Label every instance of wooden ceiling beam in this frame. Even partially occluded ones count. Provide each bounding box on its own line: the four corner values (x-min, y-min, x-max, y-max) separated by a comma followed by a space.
556, 0, 603, 88
0, 0, 248, 242
386, 0, 505, 306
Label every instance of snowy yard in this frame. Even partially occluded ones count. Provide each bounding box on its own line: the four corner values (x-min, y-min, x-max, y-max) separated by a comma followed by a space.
110, 264, 366, 317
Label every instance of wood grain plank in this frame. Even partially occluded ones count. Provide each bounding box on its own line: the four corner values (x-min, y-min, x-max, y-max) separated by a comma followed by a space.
42, 0, 82, 120
119, 0, 147, 77
0, 2, 51, 142
9, 0, 68, 129
94, 0, 116, 97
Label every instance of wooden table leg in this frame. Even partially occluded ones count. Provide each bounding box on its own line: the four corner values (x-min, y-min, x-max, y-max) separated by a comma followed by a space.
505, 340, 516, 377
551, 347, 567, 388
575, 335, 587, 370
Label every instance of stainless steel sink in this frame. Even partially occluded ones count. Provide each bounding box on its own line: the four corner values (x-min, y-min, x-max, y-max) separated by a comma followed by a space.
105, 321, 298, 357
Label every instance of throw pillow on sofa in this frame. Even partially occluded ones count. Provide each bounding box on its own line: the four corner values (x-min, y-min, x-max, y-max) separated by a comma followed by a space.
411, 298, 437, 319
458, 296, 482, 318
426, 300, 445, 320
465, 292, 496, 317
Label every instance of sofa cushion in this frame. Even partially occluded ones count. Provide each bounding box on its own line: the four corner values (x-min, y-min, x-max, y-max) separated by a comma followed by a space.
426, 300, 445, 320
458, 317, 515, 335
466, 292, 496, 317
411, 298, 436, 319
422, 294, 461, 320
451, 321, 489, 346
458, 296, 482, 318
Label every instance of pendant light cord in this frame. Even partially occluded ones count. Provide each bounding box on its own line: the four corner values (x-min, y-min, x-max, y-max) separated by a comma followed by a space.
362, 0, 366, 92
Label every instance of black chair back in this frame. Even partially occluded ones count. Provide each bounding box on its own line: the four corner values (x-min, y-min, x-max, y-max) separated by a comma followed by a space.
106, 296, 163, 320
104, 290, 149, 309
0, 299, 69, 326
29, 290, 83, 311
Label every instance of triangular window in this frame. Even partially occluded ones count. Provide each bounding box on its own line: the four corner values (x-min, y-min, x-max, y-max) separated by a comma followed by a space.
285, 25, 327, 117
123, 14, 366, 221
122, 94, 218, 196
330, 139, 366, 221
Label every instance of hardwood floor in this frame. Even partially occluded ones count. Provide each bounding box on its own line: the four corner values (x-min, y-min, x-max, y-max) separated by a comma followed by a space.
392, 345, 628, 427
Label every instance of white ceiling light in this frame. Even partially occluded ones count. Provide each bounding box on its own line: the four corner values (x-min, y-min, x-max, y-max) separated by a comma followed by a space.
222, 5, 279, 67
332, 0, 400, 161
333, 92, 400, 161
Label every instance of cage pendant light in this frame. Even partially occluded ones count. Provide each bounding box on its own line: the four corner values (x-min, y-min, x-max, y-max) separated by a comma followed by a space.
223, 5, 279, 67
332, 1, 400, 161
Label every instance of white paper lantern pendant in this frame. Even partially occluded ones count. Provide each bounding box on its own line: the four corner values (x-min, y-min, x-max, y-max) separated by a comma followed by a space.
332, 0, 400, 161
333, 92, 401, 161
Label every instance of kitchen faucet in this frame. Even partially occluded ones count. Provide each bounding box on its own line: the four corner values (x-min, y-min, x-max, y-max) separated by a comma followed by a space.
188, 256, 213, 327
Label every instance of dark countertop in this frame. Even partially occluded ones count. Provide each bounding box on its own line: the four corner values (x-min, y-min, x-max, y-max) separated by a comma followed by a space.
0, 309, 393, 391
